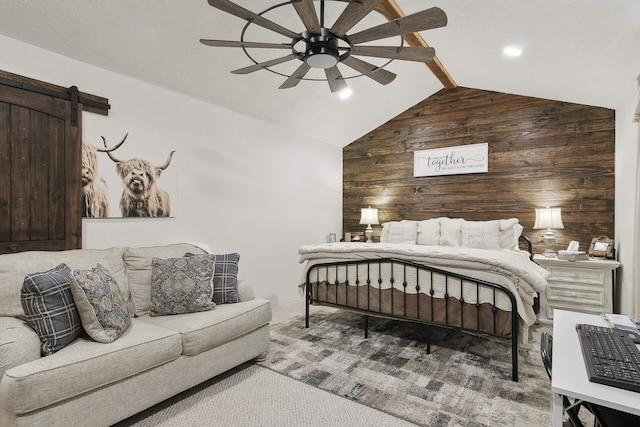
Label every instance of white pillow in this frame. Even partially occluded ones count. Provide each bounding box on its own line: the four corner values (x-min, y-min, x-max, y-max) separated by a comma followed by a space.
513, 224, 524, 251
386, 221, 418, 244
379, 222, 393, 242
498, 218, 522, 251
439, 218, 463, 246
461, 220, 500, 250
416, 219, 440, 245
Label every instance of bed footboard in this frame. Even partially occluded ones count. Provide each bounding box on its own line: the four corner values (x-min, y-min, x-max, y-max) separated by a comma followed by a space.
305, 258, 520, 381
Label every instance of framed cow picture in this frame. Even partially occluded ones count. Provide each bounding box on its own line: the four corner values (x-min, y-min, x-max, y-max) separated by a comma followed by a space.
81, 131, 177, 218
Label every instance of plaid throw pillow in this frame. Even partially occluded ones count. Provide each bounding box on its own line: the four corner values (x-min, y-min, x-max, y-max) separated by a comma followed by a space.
21, 263, 83, 356
185, 252, 240, 304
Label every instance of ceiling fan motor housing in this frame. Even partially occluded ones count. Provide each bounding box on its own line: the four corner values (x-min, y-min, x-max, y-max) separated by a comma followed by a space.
304, 28, 340, 69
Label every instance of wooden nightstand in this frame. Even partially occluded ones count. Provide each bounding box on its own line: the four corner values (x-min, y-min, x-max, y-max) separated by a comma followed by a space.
534, 254, 621, 323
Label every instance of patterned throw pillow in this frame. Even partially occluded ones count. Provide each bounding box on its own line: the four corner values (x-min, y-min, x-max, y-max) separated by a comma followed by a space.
150, 256, 216, 316
21, 263, 83, 355
185, 252, 240, 304
69, 264, 132, 343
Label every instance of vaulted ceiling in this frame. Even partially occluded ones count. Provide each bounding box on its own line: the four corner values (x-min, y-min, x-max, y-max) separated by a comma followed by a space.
0, 0, 638, 147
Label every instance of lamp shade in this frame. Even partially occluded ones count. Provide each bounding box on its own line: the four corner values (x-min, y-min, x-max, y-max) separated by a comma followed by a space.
533, 207, 564, 230
359, 207, 379, 225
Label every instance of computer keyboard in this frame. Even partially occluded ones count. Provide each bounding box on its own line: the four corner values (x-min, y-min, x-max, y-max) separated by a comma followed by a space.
576, 323, 640, 393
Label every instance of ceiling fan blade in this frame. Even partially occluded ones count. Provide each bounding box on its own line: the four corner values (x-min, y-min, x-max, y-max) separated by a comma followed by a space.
231, 54, 298, 74
330, 0, 386, 37
341, 56, 396, 85
349, 7, 447, 45
279, 63, 312, 89
324, 66, 348, 93
292, 0, 320, 33
200, 39, 292, 49
207, 0, 299, 40
351, 46, 435, 62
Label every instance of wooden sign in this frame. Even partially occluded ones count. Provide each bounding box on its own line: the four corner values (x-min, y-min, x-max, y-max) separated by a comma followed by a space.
414, 143, 488, 177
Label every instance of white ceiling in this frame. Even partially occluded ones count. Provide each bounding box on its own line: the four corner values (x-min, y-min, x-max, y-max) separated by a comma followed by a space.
0, 0, 638, 147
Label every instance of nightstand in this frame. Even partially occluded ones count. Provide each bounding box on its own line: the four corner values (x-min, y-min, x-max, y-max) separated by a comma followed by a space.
534, 254, 621, 323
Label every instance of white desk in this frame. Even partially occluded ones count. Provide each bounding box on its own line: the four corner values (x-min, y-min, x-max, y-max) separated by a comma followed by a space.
551, 310, 640, 426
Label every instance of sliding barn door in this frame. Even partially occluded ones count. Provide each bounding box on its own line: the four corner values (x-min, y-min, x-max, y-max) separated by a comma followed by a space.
0, 84, 82, 253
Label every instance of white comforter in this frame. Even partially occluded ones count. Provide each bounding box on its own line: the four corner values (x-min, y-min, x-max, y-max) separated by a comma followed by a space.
298, 242, 549, 331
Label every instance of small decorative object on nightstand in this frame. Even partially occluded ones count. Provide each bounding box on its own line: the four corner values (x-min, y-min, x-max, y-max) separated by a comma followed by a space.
533, 206, 564, 257
535, 254, 621, 323
588, 236, 614, 259
359, 206, 379, 243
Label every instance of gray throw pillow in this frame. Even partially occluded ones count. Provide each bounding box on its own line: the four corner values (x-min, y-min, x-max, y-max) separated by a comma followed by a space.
150, 256, 216, 316
69, 264, 132, 343
185, 252, 240, 304
21, 263, 83, 355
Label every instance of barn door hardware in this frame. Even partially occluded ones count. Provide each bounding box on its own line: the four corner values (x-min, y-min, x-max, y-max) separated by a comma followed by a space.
69, 85, 79, 126
0, 72, 110, 125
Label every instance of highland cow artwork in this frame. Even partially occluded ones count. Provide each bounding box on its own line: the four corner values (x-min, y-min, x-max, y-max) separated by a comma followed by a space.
81, 143, 110, 218
82, 132, 176, 218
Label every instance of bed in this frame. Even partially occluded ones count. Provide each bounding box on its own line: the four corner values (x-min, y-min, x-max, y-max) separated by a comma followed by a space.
298, 218, 549, 381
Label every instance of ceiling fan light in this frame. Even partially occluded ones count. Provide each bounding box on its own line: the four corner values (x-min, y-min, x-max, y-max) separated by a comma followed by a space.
305, 32, 340, 69
306, 51, 339, 69
305, 43, 339, 69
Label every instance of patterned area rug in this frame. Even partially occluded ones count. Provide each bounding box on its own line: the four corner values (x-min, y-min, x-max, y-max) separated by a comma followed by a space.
259, 306, 554, 427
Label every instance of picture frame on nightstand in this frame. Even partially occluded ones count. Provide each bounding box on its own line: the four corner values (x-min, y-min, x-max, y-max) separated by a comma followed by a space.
588, 236, 614, 258
343, 232, 364, 242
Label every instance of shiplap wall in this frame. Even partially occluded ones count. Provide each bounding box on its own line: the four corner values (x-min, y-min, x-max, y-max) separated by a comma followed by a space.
343, 87, 615, 255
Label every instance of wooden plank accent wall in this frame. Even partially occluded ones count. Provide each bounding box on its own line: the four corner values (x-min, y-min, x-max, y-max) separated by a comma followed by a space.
343, 87, 615, 255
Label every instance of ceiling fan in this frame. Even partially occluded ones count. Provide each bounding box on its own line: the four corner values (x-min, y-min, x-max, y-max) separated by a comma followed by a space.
200, 0, 447, 93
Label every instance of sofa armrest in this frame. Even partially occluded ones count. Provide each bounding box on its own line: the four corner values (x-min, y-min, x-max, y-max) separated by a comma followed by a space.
0, 317, 41, 380
237, 280, 255, 302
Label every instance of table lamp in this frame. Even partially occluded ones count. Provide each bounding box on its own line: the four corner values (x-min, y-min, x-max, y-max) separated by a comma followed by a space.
359, 206, 379, 243
533, 207, 564, 257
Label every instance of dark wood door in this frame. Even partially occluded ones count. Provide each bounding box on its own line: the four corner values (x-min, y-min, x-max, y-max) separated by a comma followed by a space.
0, 83, 82, 253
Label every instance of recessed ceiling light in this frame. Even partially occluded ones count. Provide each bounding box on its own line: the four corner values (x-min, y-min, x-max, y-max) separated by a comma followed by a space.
503, 46, 522, 57
339, 87, 352, 99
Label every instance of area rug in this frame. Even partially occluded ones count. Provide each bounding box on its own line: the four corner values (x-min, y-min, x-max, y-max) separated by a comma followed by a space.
259, 306, 555, 427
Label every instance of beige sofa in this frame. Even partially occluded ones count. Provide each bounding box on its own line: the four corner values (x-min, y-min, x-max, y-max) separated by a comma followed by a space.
0, 243, 272, 427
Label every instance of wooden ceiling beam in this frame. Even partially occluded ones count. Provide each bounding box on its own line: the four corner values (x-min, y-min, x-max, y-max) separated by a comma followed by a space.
377, 0, 457, 89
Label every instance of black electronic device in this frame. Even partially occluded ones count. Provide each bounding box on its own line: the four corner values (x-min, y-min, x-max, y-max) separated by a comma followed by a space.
576, 323, 640, 393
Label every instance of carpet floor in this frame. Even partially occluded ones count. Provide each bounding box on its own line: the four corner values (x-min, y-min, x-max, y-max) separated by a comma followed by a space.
259, 306, 556, 427
114, 362, 419, 427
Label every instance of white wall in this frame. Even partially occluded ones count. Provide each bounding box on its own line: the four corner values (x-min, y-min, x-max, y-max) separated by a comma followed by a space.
1, 35, 342, 308
615, 78, 640, 316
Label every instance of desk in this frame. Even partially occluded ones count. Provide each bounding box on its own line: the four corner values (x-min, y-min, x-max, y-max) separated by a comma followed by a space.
551, 310, 640, 426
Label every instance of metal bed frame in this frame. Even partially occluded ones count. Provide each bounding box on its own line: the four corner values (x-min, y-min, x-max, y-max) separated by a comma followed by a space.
304, 236, 534, 382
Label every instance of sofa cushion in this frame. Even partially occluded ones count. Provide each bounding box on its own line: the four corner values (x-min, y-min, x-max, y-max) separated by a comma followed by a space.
70, 264, 132, 343
124, 243, 207, 317
20, 264, 83, 355
0, 317, 41, 381
0, 247, 129, 318
150, 256, 216, 316
0, 320, 182, 415
136, 298, 271, 356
